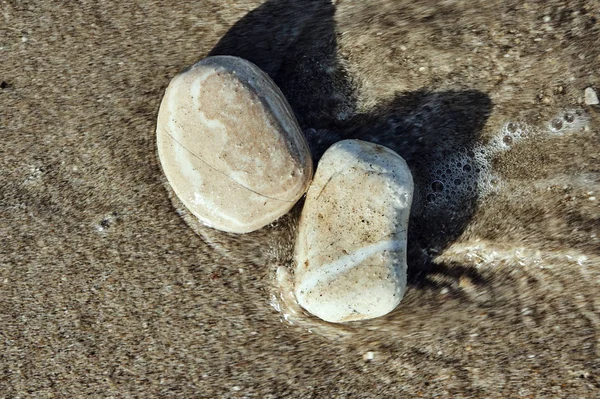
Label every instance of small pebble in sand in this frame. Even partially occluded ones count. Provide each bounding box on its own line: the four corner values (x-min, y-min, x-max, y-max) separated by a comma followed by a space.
294, 140, 413, 323
584, 87, 599, 105
156, 56, 313, 233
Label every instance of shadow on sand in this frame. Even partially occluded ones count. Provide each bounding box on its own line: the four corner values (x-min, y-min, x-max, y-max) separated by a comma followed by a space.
208, 0, 492, 289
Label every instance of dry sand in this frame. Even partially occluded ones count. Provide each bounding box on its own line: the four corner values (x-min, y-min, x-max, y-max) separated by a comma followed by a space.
2, 0, 600, 397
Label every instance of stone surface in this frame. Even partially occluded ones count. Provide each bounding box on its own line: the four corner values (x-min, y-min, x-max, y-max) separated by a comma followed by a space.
294, 140, 414, 323
584, 87, 599, 105
156, 56, 313, 233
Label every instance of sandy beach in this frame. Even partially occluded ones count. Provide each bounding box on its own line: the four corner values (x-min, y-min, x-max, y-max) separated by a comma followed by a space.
2, 0, 600, 397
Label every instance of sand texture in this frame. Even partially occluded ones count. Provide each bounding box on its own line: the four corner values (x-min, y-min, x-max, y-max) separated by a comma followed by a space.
2, 0, 600, 397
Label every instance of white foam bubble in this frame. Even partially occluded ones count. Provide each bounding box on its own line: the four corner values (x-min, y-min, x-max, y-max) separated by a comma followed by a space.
484, 120, 538, 155
421, 107, 592, 215
546, 108, 590, 135
423, 144, 495, 212
421, 119, 537, 212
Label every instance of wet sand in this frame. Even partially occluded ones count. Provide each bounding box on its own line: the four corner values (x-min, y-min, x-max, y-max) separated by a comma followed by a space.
2, 1, 600, 397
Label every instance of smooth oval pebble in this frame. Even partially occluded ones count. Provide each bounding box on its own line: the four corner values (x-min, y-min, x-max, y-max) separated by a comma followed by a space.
294, 139, 414, 323
156, 56, 313, 233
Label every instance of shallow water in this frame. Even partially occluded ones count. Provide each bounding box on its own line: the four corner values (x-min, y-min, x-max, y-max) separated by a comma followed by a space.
269, 108, 598, 341
2, 0, 599, 397
191, 0, 600, 394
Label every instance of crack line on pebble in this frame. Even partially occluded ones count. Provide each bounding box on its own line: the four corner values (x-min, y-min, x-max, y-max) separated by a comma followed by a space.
163, 127, 296, 203
296, 240, 406, 296
314, 171, 341, 201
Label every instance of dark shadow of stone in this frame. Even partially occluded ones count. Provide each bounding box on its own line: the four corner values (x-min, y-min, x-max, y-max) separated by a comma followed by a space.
207, 0, 492, 289
341, 91, 493, 286
210, 0, 356, 131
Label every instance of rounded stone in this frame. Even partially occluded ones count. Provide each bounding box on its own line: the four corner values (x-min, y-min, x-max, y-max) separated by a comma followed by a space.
584, 87, 599, 105
294, 140, 414, 323
156, 56, 313, 233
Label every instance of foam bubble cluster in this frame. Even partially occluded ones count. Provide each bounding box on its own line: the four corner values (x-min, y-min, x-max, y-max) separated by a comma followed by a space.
486, 121, 537, 154
422, 108, 590, 214
423, 141, 505, 213
547, 108, 590, 135
424, 148, 488, 211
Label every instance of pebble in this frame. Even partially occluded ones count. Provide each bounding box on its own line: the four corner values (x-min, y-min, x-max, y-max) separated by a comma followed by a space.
156, 56, 313, 233
294, 140, 414, 323
584, 87, 599, 105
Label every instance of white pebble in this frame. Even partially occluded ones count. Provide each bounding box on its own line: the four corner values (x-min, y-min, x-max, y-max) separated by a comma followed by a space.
294, 140, 414, 323
584, 87, 599, 105
156, 56, 313, 233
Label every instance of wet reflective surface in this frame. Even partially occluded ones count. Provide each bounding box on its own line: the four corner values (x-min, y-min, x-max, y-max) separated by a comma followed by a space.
2, 0, 599, 397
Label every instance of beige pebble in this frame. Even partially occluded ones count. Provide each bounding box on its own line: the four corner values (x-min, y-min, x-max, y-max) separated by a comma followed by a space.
584, 87, 599, 105
294, 140, 414, 323
156, 56, 313, 233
